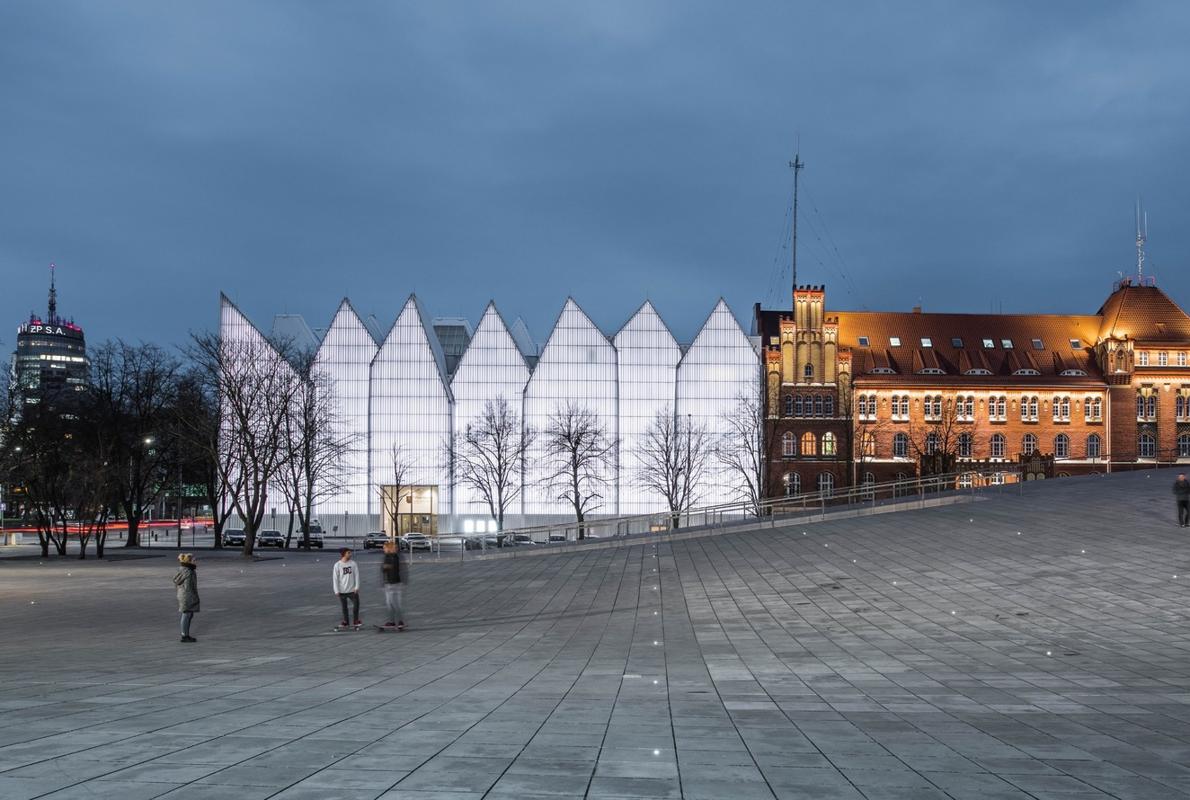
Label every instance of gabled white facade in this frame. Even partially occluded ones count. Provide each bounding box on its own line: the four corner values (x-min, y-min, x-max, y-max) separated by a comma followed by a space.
523, 299, 619, 516
615, 302, 681, 516
368, 296, 453, 519
313, 300, 377, 516
678, 299, 761, 505
449, 303, 531, 521
220, 293, 759, 534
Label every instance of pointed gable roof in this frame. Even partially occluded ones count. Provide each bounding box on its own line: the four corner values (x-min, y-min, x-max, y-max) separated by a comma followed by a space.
614, 300, 679, 345
451, 301, 530, 385
316, 298, 379, 362
681, 298, 754, 365
374, 294, 452, 395
1097, 283, 1190, 343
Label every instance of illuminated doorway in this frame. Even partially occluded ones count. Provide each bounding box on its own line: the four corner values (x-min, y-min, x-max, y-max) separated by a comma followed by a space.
380, 485, 439, 537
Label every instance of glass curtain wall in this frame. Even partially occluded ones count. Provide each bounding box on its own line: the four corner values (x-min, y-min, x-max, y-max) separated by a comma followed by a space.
677, 300, 760, 510
369, 296, 453, 533
449, 303, 531, 523
614, 302, 680, 515
523, 298, 618, 519
313, 300, 377, 518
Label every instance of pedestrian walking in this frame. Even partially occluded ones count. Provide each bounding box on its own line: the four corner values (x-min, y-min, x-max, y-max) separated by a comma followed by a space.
381, 539, 407, 630
1175, 473, 1190, 528
173, 553, 200, 643
333, 547, 361, 627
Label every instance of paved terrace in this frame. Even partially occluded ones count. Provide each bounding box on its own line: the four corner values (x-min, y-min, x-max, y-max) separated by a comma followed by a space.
1, 470, 1189, 800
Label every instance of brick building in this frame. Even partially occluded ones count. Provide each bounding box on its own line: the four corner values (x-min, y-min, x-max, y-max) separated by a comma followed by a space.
754, 277, 1190, 497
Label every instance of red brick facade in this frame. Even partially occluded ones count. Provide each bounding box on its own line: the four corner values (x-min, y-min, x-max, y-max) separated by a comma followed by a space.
754, 279, 1190, 497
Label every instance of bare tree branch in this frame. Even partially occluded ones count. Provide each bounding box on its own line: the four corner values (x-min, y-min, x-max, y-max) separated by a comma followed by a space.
541, 402, 615, 538
453, 396, 534, 531
632, 406, 712, 528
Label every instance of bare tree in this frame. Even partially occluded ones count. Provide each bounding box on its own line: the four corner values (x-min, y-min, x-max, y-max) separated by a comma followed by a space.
278, 350, 353, 549
172, 367, 235, 548
189, 331, 300, 556
89, 342, 181, 548
632, 407, 711, 529
718, 390, 774, 516
541, 402, 616, 538
453, 397, 534, 532
380, 443, 413, 538
908, 394, 973, 476
4, 402, 77, 556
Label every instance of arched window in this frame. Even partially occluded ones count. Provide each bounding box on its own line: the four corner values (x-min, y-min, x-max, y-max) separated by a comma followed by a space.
1179, 433, 1190, 459
817, 473, 834, 492
783, 395, 794, 417
1086, 433, 1101, 460
1021, 396, 1039, 421
813, 395, 824, 417
783, 472, 800, 496
1136, 393, 1145, 420
1178, 395, 1189, 420
958, 432, 973, 458
794, 395, 804, 417
989, 396, 1006, 421
821, 432, 837, 456
1054, 433, 1069, 459
990, 433, 1006, 459
1022, 433, 1037, 456
925, 432, 939, 455
1139, 432, 1156, 459
1053, 396, 1070, 422
893, 432, 909, 459
1147, 395, 1157, 418
781, 431, 796, 457
824, 395, 834, 416
860, 432, 876, 457
804, 363, 814, 379
861, 472, 875, 499
801, 432, 817, 456
1085, 397, 1102, 422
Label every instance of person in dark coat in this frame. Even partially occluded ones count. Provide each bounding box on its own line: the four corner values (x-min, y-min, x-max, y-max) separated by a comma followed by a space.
1175, 474, 1190, 528
381, 539, 407, 630
173, 553, 200, 642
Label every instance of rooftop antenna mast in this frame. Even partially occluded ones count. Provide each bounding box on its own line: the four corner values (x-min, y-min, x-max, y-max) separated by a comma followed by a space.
789, 151, 804, 294
1135, 198, 1148, 284
47, 262, 57, 322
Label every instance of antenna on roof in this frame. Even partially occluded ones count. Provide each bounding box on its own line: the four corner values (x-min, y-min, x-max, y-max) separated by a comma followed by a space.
789, 149, 804, 295
1135, 197, 1147, 284
47, 262, 57, 322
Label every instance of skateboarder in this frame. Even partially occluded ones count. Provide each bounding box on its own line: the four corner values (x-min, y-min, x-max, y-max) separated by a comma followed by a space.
1175, 473, 1190, 527
381, 539, 407, 630
333, 547, 362, 627
173, 553, 200, 643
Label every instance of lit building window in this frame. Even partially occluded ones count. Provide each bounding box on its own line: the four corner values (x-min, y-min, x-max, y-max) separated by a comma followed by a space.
1001, 339, 1013, 349
801, 432, 817, 456
783, 472, 800, 496
921, 337, 932, 348
889, 337, 901, 347
822, 432, 837, 456
983, 338, 995, 348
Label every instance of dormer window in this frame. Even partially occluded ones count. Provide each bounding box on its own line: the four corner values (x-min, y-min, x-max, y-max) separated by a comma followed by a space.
918, 367, 945, 375
1013, 368, 1040, 376
964, 368, 993, 376
1060, 369, 1088, 376
951, 338, 963, 348
1002, 339, 1014, 349
920, 337, 932, 348
889, 336, 901, 347
982, 339, 994, 349
1069, 339, 1082, 349
857, 336, 870, 347
869, 367, 896, 375
1031, 338, 1044, 350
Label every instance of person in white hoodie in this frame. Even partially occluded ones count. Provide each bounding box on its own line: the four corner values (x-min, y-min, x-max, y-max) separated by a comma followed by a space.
332, 547, 361, 627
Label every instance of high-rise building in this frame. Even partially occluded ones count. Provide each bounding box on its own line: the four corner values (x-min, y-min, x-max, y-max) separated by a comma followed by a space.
9, 265, 89, 412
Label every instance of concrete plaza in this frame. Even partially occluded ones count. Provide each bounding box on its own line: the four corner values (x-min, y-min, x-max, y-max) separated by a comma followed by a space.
2, 470, 1190, 799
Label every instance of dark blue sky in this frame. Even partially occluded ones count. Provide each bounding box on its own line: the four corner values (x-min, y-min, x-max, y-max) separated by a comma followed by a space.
3, 2, 1189, 349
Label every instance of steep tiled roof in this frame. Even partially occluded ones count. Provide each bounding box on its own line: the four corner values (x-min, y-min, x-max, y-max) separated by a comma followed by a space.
1097, 283, 1190, 343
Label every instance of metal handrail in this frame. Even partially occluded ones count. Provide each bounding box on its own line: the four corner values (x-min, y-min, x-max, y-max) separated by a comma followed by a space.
429, 467, 1024, 556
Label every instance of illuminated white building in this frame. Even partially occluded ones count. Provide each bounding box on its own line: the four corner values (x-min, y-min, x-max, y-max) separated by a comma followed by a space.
220, 293, 759, 535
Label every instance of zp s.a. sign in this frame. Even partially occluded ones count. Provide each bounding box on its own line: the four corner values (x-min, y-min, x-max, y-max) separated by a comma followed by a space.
19, 323, 77, 337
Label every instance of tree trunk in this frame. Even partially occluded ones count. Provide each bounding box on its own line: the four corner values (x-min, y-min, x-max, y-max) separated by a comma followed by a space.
124, 516, 141, 548
96, 530, 107, 559
37, 528, 49, 558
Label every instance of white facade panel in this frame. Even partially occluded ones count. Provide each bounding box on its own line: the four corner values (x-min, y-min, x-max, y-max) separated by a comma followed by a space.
450, 303, 531, 520
368, 296, 452, 521
614, 302, 680, 515
313, 300, 377, 518
523, 299, 618, 518
677, 300, 760, 507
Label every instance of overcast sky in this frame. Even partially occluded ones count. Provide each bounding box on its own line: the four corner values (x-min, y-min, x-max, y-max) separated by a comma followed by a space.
3, 1, 1189, 349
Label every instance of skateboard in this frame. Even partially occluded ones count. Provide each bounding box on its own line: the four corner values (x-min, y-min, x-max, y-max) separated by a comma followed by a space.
374, 624, 407, 633
332, 624, 363, 632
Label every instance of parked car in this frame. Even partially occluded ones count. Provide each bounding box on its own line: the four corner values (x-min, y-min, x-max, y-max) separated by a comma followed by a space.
363, 531, 390, 549
222, 528, 246, 546
548, 532, 568, 543
294, 527, 324, 549
257, 529, 285, 548
401, 533, 432, 551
